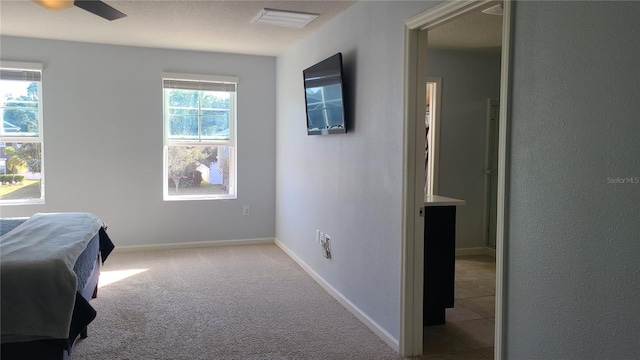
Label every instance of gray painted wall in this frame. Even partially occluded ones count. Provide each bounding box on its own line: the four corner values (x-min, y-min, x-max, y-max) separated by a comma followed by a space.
507, 1, 640, 358
427, 49, 501, 250
275, 1, 439, 342
0, 37, 276, 246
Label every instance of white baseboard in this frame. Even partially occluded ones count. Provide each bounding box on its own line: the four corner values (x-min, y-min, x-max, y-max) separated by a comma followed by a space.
114, 238, 274, 253
274, 238, 400, 353
484, 246, 496, 257
455, 246, 497, 257
455, 247, 485, 256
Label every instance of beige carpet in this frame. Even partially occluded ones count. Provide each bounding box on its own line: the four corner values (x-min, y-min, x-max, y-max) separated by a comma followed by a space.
73, 244, 404, 360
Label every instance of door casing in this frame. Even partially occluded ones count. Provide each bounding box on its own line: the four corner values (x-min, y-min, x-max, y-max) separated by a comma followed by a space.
400, 1, 512, 357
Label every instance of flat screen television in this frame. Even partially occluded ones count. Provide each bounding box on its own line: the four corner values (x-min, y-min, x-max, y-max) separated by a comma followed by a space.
303, 53, 346, 135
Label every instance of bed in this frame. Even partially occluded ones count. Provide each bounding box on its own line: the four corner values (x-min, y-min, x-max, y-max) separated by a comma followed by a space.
0, 212, 115, 360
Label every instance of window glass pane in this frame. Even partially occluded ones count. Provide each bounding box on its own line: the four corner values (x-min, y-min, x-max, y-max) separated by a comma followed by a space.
0, 142, 42, 201
200, 91, 229, 109
0, 80, 40, 137
201, 113, 230, 140
166, 145, 232, 197
169, 115, 199, 139
200, 116, 217, 138
167, 89, 198, 108
201, 91, 230, 140
169, 107, 199, 116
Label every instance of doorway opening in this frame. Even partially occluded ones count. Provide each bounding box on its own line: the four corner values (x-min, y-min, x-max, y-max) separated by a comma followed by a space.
425, 78, 441, 197
401, 1, 512, 358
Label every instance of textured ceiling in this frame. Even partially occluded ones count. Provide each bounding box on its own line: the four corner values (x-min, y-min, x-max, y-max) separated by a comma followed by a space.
427, 6, 503, 52
0, 0, 356, 56
0, 1, 502, 56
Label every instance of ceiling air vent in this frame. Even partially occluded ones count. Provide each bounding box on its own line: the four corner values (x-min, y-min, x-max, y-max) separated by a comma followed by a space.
251, 8, 319, 28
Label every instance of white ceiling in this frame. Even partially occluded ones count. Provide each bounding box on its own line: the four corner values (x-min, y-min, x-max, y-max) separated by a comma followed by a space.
0, 1, 502, 56
0, 0, 356, 56
428, 5, 503, 52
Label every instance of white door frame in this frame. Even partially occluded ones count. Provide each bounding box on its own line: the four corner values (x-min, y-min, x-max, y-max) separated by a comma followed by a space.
400, 0, 512, 357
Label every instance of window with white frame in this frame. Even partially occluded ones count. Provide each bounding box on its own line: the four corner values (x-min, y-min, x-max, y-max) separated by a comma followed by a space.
0, 62, 44, 204
162, 73, 237, 200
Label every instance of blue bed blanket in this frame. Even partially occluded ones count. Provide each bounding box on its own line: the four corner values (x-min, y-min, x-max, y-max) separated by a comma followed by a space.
0, 212, 111, 343
0, 218, 29, 236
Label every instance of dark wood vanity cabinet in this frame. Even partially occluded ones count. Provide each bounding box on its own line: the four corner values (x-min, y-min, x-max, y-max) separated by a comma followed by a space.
423, 205, 456, 326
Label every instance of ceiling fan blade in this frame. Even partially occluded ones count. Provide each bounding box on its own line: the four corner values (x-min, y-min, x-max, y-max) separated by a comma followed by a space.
74, 0, 126, 21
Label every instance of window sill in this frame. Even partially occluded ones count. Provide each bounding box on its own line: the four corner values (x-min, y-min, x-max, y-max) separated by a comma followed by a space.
163, 195, 237, 202
0, 199, 45, 206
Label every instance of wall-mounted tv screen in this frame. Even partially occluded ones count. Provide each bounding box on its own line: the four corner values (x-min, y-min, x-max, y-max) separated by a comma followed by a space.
303, 53, 346, 135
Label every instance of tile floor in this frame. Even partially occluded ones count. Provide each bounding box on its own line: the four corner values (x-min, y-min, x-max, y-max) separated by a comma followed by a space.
423, 254, 496, 359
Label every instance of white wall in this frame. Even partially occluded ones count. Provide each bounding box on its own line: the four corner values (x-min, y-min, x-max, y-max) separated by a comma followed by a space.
275, 1, 440, 344
427, 49, 501, 250
0, 37, 276, 246
506, 1, 640, 358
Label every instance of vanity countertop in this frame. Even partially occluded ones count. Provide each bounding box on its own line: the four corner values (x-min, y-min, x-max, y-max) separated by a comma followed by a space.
424, 195, 466, 206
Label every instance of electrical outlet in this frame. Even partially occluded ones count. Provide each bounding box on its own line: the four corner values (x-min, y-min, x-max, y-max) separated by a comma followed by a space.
243, 206, 250, 216
321, 234, 331, 259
